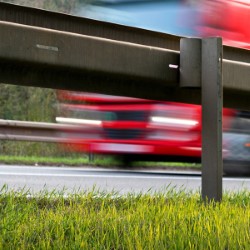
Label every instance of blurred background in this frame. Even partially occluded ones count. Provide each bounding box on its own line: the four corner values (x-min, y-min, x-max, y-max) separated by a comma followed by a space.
0, 0, 249, 174
0, 0, 200, 157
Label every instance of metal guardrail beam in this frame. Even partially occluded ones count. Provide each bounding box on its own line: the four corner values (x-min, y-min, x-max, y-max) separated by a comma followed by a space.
0, 3, 249, 110
223, 59, 250, 92
0, 2, 249, 64
0, 119, 78, 143
0, 21, 179, 85
0, 2, 181, 51
0, 20, 249, 110
0, 20, 182, 104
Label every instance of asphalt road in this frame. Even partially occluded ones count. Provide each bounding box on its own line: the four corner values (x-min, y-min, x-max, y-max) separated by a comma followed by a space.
1, 165, 250, 195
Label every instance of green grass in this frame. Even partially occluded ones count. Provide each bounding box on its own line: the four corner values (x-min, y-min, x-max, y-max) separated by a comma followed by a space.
0, 155, 121, 167
0, 155, 201, 170
0, 155, 93, 166
0, 186, 250, 249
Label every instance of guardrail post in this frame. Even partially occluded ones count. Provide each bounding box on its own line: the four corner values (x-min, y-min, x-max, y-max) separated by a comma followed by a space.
201, 38, 223, 202
181, 37, 223, 202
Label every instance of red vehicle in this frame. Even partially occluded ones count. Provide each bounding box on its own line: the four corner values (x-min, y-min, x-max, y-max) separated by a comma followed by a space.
197, 0, 250, 174
198, 0, 250, 49
56, 91, 236, 165
56, 0, 250, 173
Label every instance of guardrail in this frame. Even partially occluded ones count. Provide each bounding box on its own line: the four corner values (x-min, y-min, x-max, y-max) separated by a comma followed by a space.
0, 2, 249, 110
0, 2, 249, 201
0, 119, 75, 143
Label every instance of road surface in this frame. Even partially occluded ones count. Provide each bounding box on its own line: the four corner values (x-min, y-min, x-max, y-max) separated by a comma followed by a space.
0, 165, 250, 195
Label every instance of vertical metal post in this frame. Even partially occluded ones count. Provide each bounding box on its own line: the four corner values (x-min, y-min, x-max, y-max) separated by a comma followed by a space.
180, 37, 223, 202
201, 38, 223, 202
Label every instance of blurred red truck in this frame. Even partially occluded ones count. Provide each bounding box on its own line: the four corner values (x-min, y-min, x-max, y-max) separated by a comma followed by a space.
56, 0, 250, 173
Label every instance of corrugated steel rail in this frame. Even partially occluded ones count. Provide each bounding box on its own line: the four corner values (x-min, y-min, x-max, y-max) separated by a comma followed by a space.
0, 119, 77, 143
0, 2, 249, 110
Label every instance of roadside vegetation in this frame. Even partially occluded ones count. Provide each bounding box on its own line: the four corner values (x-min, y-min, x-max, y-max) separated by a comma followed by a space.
1, 186, 250, 249
0, 0, 81, 13
0, 154, 201, 170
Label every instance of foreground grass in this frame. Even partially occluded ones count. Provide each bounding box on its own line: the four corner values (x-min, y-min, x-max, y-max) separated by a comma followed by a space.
0, 155, 201, 169
1, 186, 250, 249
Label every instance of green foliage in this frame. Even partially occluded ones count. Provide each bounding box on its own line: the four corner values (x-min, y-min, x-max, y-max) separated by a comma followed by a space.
0, 84, 58, 156
0, 0, 82, 13
1, 187, 250, 249
0, 155, 201, 170
0, 154, 92, 166
0, 84, 56, 122
43, 0, 79, 13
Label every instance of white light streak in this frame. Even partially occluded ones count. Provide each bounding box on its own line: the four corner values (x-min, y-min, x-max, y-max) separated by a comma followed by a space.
56, 117, 102, 126
151, 116, 198, 126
